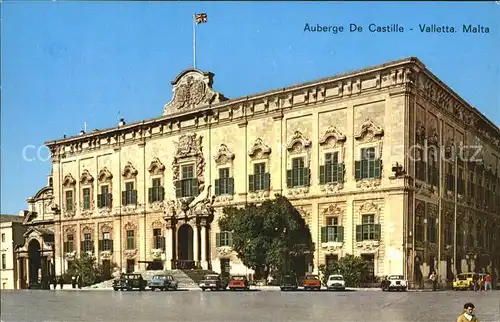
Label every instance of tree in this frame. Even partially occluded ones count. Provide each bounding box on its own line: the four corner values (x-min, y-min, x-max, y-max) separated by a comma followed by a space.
64, 252, 107, 287
219, 195, 313, 280
319, 254, 367, 287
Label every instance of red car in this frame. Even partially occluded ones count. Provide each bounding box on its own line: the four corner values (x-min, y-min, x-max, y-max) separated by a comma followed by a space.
229, 275, 250, 291
302, 274, 321, 291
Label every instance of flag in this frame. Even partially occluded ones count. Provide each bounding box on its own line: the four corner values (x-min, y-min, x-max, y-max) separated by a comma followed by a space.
195, 13, 208, 24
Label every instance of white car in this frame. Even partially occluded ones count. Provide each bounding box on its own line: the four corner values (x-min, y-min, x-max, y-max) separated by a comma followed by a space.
326, 274, 345, 291
381, 275, 407, 291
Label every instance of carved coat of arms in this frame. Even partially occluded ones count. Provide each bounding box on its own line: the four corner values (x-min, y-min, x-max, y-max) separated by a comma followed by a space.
173, 76, 206, 110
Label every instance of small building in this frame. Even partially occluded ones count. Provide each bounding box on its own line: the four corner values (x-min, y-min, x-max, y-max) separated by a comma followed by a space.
0, 214, 27, 289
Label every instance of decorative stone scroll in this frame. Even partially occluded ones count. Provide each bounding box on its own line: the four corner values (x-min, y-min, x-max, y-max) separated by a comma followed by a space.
248, 138, 272, 159
62, 174, 76, 188
354, 119, 384, 142
98, 167, 113, 183
163, 69, 226, 115
124, 222, 137, 231
122, 162, 138, 179
148, 157, 165, 175
80, 170, 94, 184
319, 126, 347, 147
151, 219, 164, 229
214, 144, 235, 166
286, 131, 312, 153
217, 246, 233, 259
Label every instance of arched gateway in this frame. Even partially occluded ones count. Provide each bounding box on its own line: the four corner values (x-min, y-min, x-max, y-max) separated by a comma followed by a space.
15, 227, 55, 289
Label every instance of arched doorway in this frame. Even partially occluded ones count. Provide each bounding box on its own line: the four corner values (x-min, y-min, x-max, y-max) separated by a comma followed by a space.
177, 224, 193, 262
28, 239, 41, 286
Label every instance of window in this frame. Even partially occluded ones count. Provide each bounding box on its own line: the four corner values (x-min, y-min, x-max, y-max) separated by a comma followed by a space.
355, 147, 381, 180
126, 230, 135, 250
215, 167, 234, 195
65, 190, 74, 211
1, 254, 6, 269
325, 254, 338, 268
361, 254, 375, 279
427, 218, 437, 243
149, 178, 165, 202
321, 217, 344, 243
216, 231, 233, 247
415, 148, 426, 181
122, 182, 137, 205
356, 214, 381, 241
153, 229, 164, 249
446, 163, 455, 191
98, 185, 111, 208
175, 165, 198, 198
320, 152, 344, 184
287, 157, 309, 188
415, 215, 424, 242
82, 233, 93, 252
249, 162, 270, 192
64, 234, 74, 253
100, 232, 112, 252
427, 149, 439, 186
1, 233, 5, 243
82, 187, 91, 210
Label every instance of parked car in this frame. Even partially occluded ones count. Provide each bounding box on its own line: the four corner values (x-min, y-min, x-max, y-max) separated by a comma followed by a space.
381, 275, 407, 291
452, 272, 484, 291
229, 275, 250, 291
303, 274, 321, 291
113, 273, 147, 291
199, 274, 226, 291
148, 274, 178, 291
326, 274, 346, 291
280, 273, 298, 291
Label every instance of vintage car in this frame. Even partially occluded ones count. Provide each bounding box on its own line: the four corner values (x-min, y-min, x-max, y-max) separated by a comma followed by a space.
381, 275, 407, 291
199, 274, 227, 291
326, 274, 346, 291
280, 273, 298, 291
228, 275, 250, 291
148, 274, 178, 291
453, 272, 484, 291
113, 273, 147, 291
302, 274, 322, 291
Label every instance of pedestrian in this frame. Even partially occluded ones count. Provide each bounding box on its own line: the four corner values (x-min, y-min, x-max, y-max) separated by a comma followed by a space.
58, 276, 64, 289
429, 271, 437, 291
71, 275, 76, 289
457, 302, 479, 322
77, 275, 82, 289
52, 276, 57, 290
484, 273, 492, 291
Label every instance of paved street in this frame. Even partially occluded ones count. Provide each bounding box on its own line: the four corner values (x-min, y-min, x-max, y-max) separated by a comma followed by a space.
1, 289, 499, 321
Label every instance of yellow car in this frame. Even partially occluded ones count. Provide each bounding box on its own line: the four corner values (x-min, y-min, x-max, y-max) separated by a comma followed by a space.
452, 272, 484, 291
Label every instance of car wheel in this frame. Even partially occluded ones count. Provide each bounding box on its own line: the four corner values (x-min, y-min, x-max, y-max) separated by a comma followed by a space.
151, 287, 156, 292
201, 288, 205, 292
113, 287, 118, 291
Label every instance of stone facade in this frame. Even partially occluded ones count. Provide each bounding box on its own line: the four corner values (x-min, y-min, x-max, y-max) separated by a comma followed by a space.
17, 57, 500, 287
1, 214, 27, 289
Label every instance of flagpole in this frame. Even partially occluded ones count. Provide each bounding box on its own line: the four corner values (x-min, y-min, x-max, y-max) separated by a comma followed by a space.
193, 13, 196, 69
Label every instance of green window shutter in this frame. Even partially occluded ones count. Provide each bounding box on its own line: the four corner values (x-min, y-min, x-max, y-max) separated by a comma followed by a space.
286, 170, 293, 188
264, 173, 271, 190
191, 178, 199, 196
355, 161, 362, 180
80, 241, 85, 252
374, 224, 381, 240
303, 168, 310, 186
214, 179, 220, 195
228, 232, 233, 247
228, 178, 234, 195
248, 175, 254, 192
215, 233, 221, 247
121, 191, 126, 205
159, 186, 165, 201
148, 188, 153, 203
319, 165, 326, 185
321, 227, 327, 243
338, 226, 344, 242
97, 195, 102, 208
338, 163, 345, 183
356, 225, 362, 242
132, 190, 137, 204
374, 159, 381, 179
63, 242, 67, 253
175, 181, 182, 198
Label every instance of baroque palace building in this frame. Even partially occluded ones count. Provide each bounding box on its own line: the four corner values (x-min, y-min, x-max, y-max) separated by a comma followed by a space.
15, 57, 500, 289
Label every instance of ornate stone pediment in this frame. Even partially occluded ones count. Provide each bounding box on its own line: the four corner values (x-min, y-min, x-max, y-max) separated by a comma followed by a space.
151, 219, 164, 229
174, 133, 203, 158
148, 157, 165, 175
64, 225, 76, 235
323, 204, 343, 216
81, 225, 93, 235
150, 249, 164, 259
319, 126, 346, 147
354, 119, 384, 142
98, 167, 113, 182
286, 131, 312, 153
62, 174, 76, 188
427, 203, 438, 217
122, 162, 138, 179
249, 138, 271, 158
124, 222, 137, 231
100, 251, 113, 260
217, 246, 233, 258
124, 249, 138, 259
80, 170, 94, 184
356, 240, 380, 251
100, 223, 112, 233
214, 144, 235, 165
427, 128, 439, 146
322, 242, 343, 252
163, 69, 226, 115
359, 200, 379, 213
415, 201, 425, 215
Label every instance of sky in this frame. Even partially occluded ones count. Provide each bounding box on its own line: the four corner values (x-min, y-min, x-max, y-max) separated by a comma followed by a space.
1, 1, 499, 214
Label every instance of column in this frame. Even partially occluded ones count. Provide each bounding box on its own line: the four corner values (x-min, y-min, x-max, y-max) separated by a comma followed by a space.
200, 224, 207, 269
16, 258, 22, 290
165, 226, 173, 270
193, 224, 199, 267
25, 257, 30, 287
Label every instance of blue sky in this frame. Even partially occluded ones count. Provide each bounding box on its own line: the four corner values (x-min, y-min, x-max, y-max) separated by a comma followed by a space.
1, 1, 499, 214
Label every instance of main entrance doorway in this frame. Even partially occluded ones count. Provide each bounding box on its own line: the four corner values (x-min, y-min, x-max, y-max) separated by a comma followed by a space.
177, 224, 194, 269
28, 239, 42, 286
